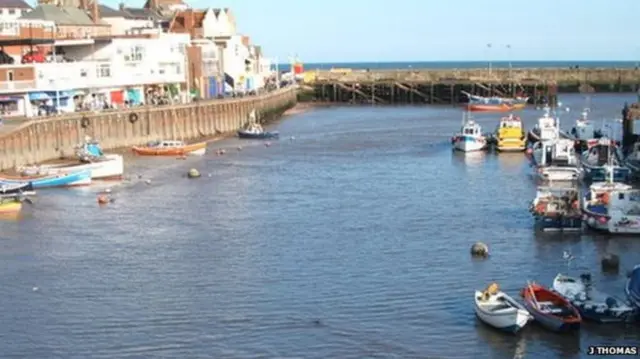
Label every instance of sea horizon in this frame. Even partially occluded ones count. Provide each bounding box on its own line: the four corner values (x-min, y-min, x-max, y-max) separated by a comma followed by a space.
275, 60, 639, 71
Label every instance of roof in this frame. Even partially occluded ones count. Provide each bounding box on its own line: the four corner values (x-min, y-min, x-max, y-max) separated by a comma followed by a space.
123, 7, 168, 21
169, 10, 206, 33
98, 4, 127, 18
143, 0, 184, 9
20, 4, 97, 25
1, 0, 31, 9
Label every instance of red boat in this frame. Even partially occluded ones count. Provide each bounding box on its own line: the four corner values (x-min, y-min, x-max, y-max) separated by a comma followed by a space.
520, 282, 581, 332
466, 103, 527, 113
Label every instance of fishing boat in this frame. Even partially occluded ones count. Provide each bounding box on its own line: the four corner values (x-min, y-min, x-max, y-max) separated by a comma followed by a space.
474, 282, 531, 333
492, 114, 526, 152
463, 92, 528, 113
580, 138, 630, 183
0, 169, 91, 188
580, 177, 640, 233
0, 182, 33, 195
570, 110, 602, 152
451, 115, 487, 152
520, 282, 581, 332
626, 265, 640, 309
552, 273, 636, 323
527, 108, 565, 145
529, 186, 582, 231
529, 139, 581, 181
238, 109, 280, 139
624, 142, 640, 179
131, 140, 207, 156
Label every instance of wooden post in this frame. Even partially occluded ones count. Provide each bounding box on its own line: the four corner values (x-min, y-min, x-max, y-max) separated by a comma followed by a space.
333, 83, 338, 102
351, 84, 356, 103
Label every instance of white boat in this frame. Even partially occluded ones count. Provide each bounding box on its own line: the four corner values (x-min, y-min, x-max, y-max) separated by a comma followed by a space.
580, 138, 630, 183
528, 108, 561, 144
474, 282, 531, 333
581, 177, 640, 233
452, 118, 487, 152
531, 138, 581, 181
570, 109, 601, 151
624, 142, 640, 178
552, 273, 636, 323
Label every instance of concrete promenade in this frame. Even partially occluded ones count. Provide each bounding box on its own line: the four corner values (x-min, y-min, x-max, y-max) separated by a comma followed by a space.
0, 87, 297, 170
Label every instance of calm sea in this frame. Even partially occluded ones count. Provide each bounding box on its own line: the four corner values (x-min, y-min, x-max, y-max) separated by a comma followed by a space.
277, 61, 639, 71
0, 93, 639, 358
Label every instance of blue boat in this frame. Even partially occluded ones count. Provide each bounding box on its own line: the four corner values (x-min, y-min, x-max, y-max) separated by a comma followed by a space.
0, 169, 91, 189
238, 123, 279, 139
626, 265, 640, 309
580, 138, 630, 183
530, 186, 582, 232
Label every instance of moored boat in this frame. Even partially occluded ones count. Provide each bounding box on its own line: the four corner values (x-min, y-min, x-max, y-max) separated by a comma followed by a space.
529, 139, 581, 182
552, 273, 636, 323
462, 92, 528, 113
520, 282, 581, 332
0, 169, 91, 188
451, 117, 487, 152
570, 110, 602, 152
581, 179, 640, 233
467, 103, 526, 113
580, 138, 630, 183
0, 182, 34, 195
527, 108, 563, 145
493, 114, 526, 152
132, 140, 207, 156
626, 265, 640, 309
529, 186, 582, 231
474, 282, 531, 333
238, 109, 279, 139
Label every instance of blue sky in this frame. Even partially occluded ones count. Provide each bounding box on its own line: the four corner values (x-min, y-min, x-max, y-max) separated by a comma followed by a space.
97, 0, 640, 62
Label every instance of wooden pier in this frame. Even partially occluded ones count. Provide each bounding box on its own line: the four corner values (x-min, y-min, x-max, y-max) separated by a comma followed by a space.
301, 68, 640, 105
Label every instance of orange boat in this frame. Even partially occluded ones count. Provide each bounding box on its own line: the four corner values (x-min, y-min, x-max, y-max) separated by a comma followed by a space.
132, 140, 207, 156
466, 103, 527, 112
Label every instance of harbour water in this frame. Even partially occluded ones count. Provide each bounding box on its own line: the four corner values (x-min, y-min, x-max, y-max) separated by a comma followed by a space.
1, 93, 640, 358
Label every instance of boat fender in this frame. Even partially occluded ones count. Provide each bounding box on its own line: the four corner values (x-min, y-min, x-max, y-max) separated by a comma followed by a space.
80, 116, 90, 129
129, 113, 139, 124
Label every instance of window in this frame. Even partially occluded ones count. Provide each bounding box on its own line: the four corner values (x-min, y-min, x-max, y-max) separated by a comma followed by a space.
126, 46, 144, 62
97, 64, 111, 78
7, 71, 13, 82
0, 22, 18, 35
8, 9, 15, 15
175, 64, 182, 74
234, 45, 239, 56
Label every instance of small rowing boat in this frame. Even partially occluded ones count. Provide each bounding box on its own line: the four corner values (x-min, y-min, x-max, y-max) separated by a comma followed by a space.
132, 140, 207, 156
520, 282, 581, 332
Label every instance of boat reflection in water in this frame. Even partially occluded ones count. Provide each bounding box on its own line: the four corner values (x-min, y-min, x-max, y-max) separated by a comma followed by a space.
474, 320, 528, 358
451, 151, 486, 168
497, 152, 527, 173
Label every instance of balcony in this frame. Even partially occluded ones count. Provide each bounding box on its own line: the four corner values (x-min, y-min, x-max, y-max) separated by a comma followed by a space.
0, 80, 36, 91
0, 20, 55, 44
56, 25, 111, 40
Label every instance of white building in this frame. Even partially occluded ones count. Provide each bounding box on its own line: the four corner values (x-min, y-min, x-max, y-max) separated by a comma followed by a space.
0, 0, 31, 21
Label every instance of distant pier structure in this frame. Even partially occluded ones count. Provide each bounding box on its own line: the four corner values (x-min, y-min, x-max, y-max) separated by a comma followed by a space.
300, 68, 640, 105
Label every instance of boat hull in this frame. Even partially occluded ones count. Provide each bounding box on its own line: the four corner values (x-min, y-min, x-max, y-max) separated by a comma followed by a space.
237, 130, 280, 139
466, 103, 526, 112
453, 135, 486, 152
521, 284, 581, 332
496, 139, 526, 152
0, 200, 22, 214
474, 291, 530, 333
537, 167, 581, 182
581, 166, 630, 183
534, 215, 582, 232
132, 142, 207, 156
0, 170, 91, 188
26, 154, 124, 180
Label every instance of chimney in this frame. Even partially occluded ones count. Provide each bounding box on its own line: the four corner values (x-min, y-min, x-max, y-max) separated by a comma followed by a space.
91, 0, 100, 23
119, 2, 125, 10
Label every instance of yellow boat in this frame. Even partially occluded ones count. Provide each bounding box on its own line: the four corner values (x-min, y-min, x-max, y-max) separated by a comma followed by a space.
494, 114, 526, 152
0, 198, 22, 214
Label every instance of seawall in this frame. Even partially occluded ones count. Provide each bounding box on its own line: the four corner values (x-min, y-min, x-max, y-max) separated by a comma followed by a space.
0, 87, 297, 170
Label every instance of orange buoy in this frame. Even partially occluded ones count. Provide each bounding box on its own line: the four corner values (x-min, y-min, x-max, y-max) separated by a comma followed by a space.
97, 195, 109, 205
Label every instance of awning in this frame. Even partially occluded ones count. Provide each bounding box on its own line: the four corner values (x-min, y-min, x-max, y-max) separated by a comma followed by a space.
0, 96, 22, 102
45, 91, 74, 98
29, 92, 51, 101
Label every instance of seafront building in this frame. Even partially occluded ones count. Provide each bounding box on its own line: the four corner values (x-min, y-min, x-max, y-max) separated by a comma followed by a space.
0, 0, 276, 117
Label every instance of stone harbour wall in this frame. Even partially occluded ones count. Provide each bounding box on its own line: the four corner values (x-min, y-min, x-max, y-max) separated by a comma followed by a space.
0, 87, 297, 170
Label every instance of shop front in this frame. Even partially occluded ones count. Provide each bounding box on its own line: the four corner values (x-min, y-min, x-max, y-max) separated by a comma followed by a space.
0, 94, 28, 117
125, 86, 144, 106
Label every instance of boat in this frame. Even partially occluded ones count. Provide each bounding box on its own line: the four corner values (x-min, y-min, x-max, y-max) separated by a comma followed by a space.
238, 109, 280, 139
552, 273, 637, 323
624, 142, 640, 179
0, 182, 33, 195
626, 265, 640, 309
467, 103, 527, 113
463, 92, 528, 112
492, 114, 526, 152
529, 138, 581, 182
131, 140, 207, 156
451, 115, 487, 152
580, 138, 630, 183
570, 110, 602, 152
529, 186, 582, 231
527, 108, 566, 145
520, 282, 581, 332
474, 282, 531, 333
580, 177, 640, 233
0, 169, 91, 188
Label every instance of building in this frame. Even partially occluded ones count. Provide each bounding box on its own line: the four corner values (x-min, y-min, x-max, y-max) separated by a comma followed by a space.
0, 0, 31, 21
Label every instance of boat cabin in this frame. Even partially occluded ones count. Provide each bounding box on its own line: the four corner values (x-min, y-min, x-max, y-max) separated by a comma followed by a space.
572, 111, 595, 140
148, 140, 186, 148
537, 114, 559, 141
461, 120, 481, 136
534, 139, 577, 166
584, 138, 621, 166
498, 114, 522, 129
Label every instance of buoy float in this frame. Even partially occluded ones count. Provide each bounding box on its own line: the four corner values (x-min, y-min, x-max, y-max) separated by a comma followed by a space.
470, 242, 489, 257
187, 168, 201, 178
97, 195, 109, 205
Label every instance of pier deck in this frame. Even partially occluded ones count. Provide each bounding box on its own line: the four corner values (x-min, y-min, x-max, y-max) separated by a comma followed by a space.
301, 68, 640, 105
